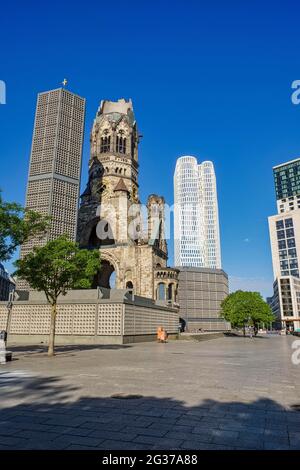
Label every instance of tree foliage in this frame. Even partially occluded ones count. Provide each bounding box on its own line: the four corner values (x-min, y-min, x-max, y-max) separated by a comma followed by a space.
14, 235, 100, 355
0, 191, 50, 262
220, 290, 275, 331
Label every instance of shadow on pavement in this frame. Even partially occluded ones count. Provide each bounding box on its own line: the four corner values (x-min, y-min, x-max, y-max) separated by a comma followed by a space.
0, 370, 299, 450
8, 344, 132, 355
224, 333, 270, 340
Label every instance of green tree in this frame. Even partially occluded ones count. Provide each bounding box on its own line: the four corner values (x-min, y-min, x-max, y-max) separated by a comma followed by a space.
0, 191, 50, 262
14, 236, 100, 356
220, 290, 275, 336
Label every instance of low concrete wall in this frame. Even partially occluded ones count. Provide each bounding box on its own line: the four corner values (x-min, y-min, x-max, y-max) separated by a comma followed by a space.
7, 334, 124, 345
123, 333, 179, 344
0, 293, 179, 345
180, 332, 226, 342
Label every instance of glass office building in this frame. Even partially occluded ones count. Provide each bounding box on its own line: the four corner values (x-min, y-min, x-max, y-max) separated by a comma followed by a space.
273, 158, 300, 213
268, 158, 300, 331
174, 156, 221, 269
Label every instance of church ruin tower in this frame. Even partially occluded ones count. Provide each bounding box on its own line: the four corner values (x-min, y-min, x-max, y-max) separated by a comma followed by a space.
90, 98, 140, 204
77, 99, 140, 247
77, 98, 178, 301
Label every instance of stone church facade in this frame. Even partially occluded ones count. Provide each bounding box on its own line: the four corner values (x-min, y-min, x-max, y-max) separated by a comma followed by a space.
77, 99, 178, 303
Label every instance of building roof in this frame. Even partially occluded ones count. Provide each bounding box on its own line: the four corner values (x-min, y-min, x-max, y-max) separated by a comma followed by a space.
175, 266, 228, 277
273, 158, 300, 169
100, 98, 133, 115
114, 178, 128, 192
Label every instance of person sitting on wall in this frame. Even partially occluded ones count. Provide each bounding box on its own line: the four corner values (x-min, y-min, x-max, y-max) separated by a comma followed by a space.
157, 326, 163, 342
157, 327, 168, 343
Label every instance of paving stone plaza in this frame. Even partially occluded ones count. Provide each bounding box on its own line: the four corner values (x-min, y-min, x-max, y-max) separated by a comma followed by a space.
1, 335, 300, 450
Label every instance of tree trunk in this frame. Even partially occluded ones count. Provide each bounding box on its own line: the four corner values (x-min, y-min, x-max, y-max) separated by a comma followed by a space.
48, 303, 57, 356
5, 307, 12, 347
243, 324, 246, 337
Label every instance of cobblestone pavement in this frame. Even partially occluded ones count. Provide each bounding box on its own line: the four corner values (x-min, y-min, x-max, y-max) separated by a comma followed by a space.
0, 335, 300, 450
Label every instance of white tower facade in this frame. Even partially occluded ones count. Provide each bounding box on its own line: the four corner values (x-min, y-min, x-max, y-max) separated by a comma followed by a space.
174, 156, 221, 269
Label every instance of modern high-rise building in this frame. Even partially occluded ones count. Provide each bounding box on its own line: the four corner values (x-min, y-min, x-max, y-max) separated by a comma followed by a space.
268, 158, 300, 331
174, 156, 221, 269
268, 212, 300, 279
18, 87, 85, 290
273, 158, 300, 214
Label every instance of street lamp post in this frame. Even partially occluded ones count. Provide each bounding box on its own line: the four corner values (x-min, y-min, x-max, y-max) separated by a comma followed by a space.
5, 290, 14, 346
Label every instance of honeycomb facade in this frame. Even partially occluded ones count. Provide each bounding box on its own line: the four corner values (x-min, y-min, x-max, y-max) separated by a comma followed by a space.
18, 88, 85, 290
0, 291, 179, 344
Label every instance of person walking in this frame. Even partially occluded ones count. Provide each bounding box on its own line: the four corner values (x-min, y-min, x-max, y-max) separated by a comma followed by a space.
0, 337, 6, 364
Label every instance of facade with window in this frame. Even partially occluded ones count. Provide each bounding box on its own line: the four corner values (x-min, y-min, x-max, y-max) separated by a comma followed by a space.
18, 87, 86, 290
268, 212, 300, 279
273, 158, 300, 214
269, 277, 300, 331
0, 264, 15, 301
269, 158, 300, 331
174, 156, 221, 269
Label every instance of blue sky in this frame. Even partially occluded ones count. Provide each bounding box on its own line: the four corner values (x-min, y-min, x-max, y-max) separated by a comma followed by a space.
1, 0, 300, 297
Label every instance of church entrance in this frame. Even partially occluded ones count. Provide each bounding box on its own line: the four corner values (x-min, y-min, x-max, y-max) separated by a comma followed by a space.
93, 260, 116, 289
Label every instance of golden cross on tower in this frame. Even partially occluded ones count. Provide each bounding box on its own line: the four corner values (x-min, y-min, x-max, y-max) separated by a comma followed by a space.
62, 78, 68, 87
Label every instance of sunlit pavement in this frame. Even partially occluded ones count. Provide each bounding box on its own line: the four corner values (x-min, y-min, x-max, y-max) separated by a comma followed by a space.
0, 335, 300, 450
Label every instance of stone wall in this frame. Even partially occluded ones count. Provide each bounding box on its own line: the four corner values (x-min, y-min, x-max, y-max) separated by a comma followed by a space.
0, 293, 179, 345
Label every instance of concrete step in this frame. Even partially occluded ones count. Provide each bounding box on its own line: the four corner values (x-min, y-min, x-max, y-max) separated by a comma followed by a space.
179, 332, 226, 342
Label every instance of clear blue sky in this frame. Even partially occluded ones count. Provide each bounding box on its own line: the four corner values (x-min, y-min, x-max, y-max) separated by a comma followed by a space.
1, 0, 300, 297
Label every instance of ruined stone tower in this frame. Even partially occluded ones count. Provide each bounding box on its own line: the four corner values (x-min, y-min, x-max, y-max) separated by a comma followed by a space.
77, 98, 178, 301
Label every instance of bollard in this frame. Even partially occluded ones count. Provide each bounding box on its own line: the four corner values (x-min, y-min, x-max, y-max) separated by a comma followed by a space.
0, 337, 6, 364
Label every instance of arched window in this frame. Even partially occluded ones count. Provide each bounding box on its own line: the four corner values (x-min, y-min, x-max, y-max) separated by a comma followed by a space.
116, 135, 126, 154
168, 283, 173, 301
157, 283, 165, 300
120, 137, 126, 154
100, 135, 110, 153
93, 260, 115, 289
